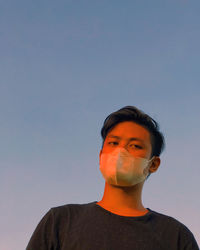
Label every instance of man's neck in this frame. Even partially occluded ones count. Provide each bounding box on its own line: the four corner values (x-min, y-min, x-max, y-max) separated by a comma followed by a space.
97, 182, 148, 216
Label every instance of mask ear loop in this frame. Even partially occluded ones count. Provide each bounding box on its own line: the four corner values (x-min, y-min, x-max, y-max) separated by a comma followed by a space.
144, 156, 155, 177
148, 156, 155, 163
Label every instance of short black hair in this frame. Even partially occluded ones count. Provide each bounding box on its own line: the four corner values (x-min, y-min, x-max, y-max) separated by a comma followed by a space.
101, 106, 165, 158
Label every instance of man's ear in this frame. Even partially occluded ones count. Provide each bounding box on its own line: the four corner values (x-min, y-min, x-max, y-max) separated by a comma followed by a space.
149, 157, 161, 173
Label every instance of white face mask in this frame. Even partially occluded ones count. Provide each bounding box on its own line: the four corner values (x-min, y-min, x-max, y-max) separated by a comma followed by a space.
99, 147, 154, 187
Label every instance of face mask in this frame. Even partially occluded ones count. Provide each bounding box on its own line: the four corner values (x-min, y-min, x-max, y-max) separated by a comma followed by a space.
99, 147, 154, 187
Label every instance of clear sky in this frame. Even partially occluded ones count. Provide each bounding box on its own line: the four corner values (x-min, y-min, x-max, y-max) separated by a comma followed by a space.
0, 1, 200, 249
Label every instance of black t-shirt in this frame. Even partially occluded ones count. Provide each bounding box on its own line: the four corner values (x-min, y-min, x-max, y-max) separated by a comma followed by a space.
26, 201, 199, 250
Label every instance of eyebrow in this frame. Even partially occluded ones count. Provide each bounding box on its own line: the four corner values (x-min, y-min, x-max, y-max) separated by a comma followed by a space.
107, 135, 145, 143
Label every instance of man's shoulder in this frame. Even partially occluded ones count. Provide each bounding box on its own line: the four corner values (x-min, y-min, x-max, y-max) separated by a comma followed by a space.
149, 208, 194, 234
51, 200, 96, 210
49, 201, 96, 217
148, 209, 199, 249
150, 208, 185, 224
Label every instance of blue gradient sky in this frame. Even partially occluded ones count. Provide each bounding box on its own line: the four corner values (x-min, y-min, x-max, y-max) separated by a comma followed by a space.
0, 1, 200, 249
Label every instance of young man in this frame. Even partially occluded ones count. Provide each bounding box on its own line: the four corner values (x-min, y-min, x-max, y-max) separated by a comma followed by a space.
26, 106, 199, 250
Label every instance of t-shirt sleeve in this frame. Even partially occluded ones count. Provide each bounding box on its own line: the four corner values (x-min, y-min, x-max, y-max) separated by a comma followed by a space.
178, 224, 199, 250
26, 209, 55, 250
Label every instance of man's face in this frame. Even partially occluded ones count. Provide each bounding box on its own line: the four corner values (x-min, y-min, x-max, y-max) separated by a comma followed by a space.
100, 121, 153, 160
100, 121, 161, 174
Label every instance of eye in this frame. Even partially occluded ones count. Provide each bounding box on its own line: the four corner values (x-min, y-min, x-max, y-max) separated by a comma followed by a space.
108, 141, 118, 146
129, 144, 143, 149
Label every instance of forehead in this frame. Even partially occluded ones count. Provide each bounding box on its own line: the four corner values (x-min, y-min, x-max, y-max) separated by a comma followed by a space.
106, 121, 151, 142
